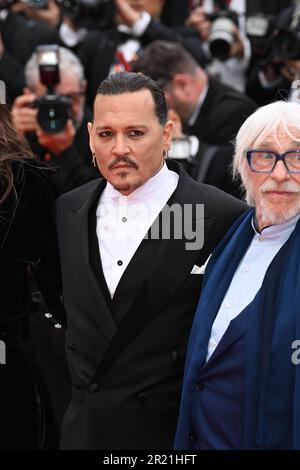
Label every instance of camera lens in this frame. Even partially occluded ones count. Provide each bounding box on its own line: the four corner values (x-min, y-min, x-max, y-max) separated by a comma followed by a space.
207, 17, 235, 61
36, 95, 71, 134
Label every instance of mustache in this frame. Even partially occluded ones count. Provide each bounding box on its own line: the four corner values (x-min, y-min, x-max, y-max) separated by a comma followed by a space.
260, 180, 300, 193
108, 156, 138, 170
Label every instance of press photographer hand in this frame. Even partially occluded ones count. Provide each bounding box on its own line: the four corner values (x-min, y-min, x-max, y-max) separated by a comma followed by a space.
11, 92, 38, 135
11, 0, 60, 28
186, 7, 212, 42
186, 7, 244, 59
115, 0, 141, 27
36, 119, 76, 155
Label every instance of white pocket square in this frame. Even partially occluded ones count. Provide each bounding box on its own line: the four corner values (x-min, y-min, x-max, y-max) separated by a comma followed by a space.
190, 264, 203, 275
190, 255, 212, 275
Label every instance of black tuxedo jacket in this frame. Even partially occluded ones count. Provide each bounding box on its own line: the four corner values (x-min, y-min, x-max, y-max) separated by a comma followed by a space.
187, 79, 257, 147
56, 161, 247, 449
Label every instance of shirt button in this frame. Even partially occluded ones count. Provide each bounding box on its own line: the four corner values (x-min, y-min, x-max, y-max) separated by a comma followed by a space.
122, 217, 127, 222
224, 302, 230, 309
196, 381, 205, 391
117, 260, 123, 266
89, 383, 99, 393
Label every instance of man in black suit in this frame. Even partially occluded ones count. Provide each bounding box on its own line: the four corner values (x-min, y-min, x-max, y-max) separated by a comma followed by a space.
56, 71, 246, 449
132, 40, 256, 147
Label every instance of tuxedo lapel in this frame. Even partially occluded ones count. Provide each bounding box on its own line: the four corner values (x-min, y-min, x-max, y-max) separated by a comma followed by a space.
68, 179, 117, 350
111, 236, 157, 324
204, 306, 249, 369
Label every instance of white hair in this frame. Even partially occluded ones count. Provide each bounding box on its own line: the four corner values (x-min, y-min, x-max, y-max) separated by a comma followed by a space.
25, 46, 85, 90
233, 101, 300, 190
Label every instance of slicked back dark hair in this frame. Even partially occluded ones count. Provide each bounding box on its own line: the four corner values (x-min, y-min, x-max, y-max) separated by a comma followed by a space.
95, 72, 167, 126
132, 40, 197, 89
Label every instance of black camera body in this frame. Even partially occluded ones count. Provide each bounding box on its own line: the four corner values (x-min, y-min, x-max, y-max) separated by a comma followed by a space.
35, 94, 71, 134
246, 13, 275, 59
58, 0, 115, 30
206, 10, 239, 61
34, 45, 72, 134
268, 29, 300, 63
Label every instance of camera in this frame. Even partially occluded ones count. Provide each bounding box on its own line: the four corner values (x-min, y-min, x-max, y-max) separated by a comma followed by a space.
0, 0, 47, 10
58, 0, 115, 30
206, 10, 239, 61
246, 13, 275, 59
34, 45, 71, 134
269, 29, 300, 62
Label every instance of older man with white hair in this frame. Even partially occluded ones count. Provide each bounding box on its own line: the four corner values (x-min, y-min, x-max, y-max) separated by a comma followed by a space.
175, 100, 300, 450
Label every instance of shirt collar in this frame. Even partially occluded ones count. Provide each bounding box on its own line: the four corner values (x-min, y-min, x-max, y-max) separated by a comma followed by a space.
59, 22, 87, 47
188, 83, 209, 127
251, 213, 300, 244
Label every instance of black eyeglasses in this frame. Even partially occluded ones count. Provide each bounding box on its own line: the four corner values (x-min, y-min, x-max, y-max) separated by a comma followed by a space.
246, 149, 300, 173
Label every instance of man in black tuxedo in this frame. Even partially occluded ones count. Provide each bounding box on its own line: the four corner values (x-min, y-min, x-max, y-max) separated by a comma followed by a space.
132, 40, 256, 147
56, 71, 246, 450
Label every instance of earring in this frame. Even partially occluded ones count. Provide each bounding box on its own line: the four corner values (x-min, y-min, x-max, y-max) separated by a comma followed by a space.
92, 153, 96, 167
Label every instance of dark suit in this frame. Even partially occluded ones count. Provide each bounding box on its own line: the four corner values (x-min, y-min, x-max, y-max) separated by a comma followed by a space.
0, 159, 69, 449
181, 143, 242, 198
56, 160, 246, 449
186, 79, 257, 147
0, 11, 59, 103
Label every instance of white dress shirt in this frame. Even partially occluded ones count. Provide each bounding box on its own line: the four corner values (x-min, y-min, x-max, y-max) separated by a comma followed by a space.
206, 214, 300, 361
96, 164, 179, 298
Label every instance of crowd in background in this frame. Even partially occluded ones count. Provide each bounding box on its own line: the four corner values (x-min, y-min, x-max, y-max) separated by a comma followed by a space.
0, 0, 299, 196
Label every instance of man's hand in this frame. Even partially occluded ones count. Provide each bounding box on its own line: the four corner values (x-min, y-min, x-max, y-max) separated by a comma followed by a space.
115, 0, 141, 27
11, 92, 38, 135
0, 32, 5, 57
36, 119, 76, 155
11, 0, 60, 28
228, 25, 245, 59
186, 7, 212, 42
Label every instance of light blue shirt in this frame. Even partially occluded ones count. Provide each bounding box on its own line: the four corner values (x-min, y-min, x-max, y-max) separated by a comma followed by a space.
206, 214, 300, 361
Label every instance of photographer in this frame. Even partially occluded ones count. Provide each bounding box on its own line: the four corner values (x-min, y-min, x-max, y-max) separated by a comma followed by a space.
186, 1, 251, 92
12, 46, 98, 194
246, 4, 300, 106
